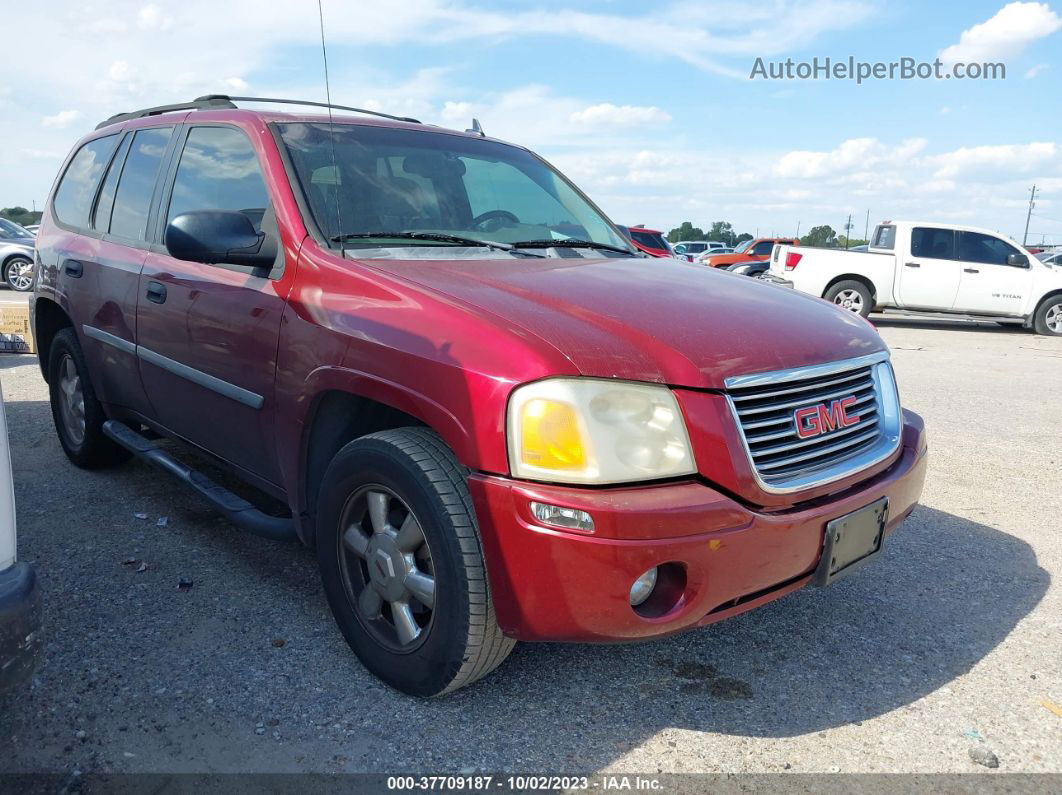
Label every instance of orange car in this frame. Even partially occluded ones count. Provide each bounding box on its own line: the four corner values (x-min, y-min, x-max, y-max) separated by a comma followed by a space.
701, 237, 798, 268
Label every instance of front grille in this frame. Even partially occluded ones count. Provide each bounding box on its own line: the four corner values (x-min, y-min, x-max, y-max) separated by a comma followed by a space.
725, 352, 902, 493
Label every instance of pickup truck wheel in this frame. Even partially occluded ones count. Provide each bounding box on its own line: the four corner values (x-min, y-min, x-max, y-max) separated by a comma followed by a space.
316, 428, 514, 697
1033, 296, 1062, 336
47, 329, 131, 468
824, 280, 873, 318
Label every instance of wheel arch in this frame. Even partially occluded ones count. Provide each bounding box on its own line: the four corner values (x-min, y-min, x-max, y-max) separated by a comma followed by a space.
31, 297, 73, 383
298, 389, 431, 546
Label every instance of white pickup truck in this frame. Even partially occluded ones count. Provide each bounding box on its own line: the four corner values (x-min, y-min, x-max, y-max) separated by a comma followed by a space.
768, 221, 1062, 336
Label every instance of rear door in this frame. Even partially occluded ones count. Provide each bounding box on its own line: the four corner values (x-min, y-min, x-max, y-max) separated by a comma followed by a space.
135, 123, 288, 484
896, 226, 961, 310
49, 126, 177, 416
951, 230, 1032, 315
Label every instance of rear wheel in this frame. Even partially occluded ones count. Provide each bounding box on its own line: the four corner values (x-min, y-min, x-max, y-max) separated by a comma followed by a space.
4, 256, 34, 292
1033, 295, 1062, 336
824, 280, 873, 318
316, 427, 514, 696
47, 328, 130, 468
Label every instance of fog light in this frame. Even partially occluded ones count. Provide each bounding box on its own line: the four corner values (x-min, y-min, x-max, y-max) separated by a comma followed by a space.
629, 567, 659, 606
530, 501, 594, 533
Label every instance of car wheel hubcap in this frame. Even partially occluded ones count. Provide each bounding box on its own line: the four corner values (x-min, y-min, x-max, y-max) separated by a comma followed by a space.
8, 260, 33, 290
835, 289, 863, 312
57, 354, 86, 446
339, 486, 435, 650
1047, 303, 1062, 333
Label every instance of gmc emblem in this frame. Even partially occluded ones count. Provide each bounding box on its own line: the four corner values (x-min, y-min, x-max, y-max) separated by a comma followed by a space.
794, 397, 860, 439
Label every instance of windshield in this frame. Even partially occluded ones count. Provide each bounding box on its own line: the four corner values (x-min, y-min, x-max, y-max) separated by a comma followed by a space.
277, 122, 629, 254
733, 239, 753, 253
0, 218, 32, 239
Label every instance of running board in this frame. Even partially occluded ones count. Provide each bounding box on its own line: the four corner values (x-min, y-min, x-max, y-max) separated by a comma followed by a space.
102, 421, 297, 542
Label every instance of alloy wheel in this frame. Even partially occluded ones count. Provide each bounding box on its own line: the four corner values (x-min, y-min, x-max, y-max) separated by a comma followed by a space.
57, 354, 86, 446
834, 289, 864, 313
7, 259, 34, 291
1047, 303, 1062, 334
338, 485, 436, 651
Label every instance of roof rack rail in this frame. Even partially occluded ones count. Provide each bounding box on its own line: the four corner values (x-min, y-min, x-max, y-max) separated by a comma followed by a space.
95, 96, 237, 130
95, 95, 422, 131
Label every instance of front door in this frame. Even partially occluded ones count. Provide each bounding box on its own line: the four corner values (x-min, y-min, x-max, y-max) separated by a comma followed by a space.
135, 124, 288, 484
952, 230, 1031, 316
897, 226, 961, 310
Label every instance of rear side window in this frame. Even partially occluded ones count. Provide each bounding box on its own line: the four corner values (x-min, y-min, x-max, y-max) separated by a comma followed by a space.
872, 225, 896, 249
92, 134, 132, 232
166, 126, 270, 230
911, 227, 955, 260
52, 135, 120, 228
109, 127, 173, 241
752, 241, 774, 255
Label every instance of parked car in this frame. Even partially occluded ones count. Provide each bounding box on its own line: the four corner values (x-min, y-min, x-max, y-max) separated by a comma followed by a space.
32, 95, 927, 696
696, 247, 734, 260
671, 241, 728, 261
768, 221, 1062, 335
1037, 250, 1062, 267
23, 225, 40, 235
0, 218, 36, 292
0, 385, 43, 692
617, 225, 671, 257
703, 237, 798, 269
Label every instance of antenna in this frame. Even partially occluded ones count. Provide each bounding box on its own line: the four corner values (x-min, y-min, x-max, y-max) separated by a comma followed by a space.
318, 0, 344, 252
466, 118, 485, 137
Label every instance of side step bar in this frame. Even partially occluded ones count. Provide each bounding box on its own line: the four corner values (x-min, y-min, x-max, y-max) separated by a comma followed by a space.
103, 421, 298, 542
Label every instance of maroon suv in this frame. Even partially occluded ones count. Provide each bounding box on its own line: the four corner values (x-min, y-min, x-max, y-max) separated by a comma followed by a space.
31, 96, 927, 696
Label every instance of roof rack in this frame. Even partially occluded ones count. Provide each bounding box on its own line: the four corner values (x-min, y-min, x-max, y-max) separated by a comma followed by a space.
95, 94, 421, 130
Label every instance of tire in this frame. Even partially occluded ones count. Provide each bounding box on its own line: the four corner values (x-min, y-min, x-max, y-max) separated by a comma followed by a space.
4, 256, 34, 292
824, 279, 873, 318
47, 328, 131, 468
316, 427, 514, 697
1033, 294, 1062, 336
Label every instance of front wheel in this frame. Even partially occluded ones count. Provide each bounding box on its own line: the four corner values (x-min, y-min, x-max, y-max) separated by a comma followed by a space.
316, 428, 514, 697
824, 280, 873, 318
4, 256, 34, 292
1033, 295, 1062, 336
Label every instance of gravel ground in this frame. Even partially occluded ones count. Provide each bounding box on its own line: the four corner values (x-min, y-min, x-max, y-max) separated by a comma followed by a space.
0, 318, 1060, 777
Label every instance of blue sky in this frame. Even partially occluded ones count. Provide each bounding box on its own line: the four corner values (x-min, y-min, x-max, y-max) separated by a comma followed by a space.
2, 0, 1061, 242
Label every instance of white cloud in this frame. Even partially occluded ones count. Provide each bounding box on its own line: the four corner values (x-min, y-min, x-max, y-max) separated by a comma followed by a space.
928, 142, 1058, 179
568, 104, 671, 128
1025, 62, 1049, 78
137, 5, 173, 31
41, 110, 80, 128
773, 138, 927, 179
940, 2, 1062, 64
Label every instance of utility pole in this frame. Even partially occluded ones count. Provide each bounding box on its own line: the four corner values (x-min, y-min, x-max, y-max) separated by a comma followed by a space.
844, 213, 852, 249
864, 208, 870, 243
1023, 185, 1036, 246
796, 221, 801, 239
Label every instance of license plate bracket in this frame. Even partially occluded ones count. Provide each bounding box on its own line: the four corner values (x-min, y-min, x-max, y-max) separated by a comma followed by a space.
812, 497, 889, 587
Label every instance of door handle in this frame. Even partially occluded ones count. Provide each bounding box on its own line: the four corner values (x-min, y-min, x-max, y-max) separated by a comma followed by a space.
145, 281, 167, 304
904, 262, 920, 268
63, 259, 83, 278
963, 267, 980, 273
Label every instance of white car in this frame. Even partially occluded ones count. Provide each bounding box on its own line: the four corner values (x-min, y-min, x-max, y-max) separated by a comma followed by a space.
0, 387, 41, 691
768, 220, 1062, 336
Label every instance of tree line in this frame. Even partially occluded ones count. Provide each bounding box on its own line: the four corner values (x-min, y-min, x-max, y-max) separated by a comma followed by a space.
667, 221, 867, 249
1, 207, 43, 228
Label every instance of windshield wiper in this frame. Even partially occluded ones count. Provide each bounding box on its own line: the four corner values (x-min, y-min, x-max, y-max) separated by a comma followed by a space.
509, 239, 634, 255
331, 231, 512, 252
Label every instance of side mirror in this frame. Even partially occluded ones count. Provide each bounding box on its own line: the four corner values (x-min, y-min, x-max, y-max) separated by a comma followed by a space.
1007, 253, 1029, 267
165, 210, 274, 268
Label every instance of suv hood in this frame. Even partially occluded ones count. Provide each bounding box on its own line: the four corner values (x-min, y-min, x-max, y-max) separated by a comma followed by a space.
362, 255, 886, 388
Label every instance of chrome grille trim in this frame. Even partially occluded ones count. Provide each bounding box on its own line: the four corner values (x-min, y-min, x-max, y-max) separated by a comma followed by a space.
724, 351, 902, 494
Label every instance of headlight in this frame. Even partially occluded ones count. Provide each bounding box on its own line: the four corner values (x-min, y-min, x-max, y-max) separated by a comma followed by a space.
507, 378, 696, 485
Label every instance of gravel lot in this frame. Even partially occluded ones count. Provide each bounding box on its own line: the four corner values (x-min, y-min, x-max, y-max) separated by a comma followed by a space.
1, 318, 1060, 777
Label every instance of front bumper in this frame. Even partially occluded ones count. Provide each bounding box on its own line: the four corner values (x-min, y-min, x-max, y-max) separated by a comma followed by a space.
471, 410, 926, 642
0, 562, 43, 691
